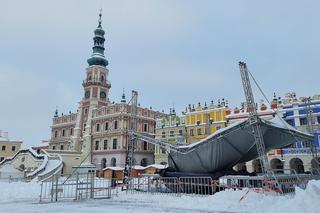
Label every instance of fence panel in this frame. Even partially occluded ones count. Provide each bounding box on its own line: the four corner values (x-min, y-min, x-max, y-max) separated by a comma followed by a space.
126, 176, 214, 196
39, 173, 116, 202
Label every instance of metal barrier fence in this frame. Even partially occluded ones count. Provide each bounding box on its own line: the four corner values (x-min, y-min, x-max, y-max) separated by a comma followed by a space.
218, 169, 320, 195
310, 168, 320, 177
126, 176, 215, 196
39, 172, 120, 202
39, 169, 320, 202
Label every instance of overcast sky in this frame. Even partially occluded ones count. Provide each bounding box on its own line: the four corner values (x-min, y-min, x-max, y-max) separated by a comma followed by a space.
1, 0, 319, 147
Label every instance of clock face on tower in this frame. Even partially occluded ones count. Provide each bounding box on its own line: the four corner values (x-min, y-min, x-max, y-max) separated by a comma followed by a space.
100, 91, 106, 99
85, 90, 90, 99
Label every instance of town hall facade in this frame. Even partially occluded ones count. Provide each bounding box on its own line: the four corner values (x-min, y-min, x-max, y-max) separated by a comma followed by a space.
48, 12, 163, 174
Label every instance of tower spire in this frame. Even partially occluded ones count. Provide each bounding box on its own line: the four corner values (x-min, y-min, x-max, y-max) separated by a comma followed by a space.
54, 106, 58, 118
87, 10, 108, 67
98, 9, 102, 27
121, 88, 126, 103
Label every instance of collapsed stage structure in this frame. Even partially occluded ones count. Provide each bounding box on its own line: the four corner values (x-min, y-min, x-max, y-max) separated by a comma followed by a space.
132, 116, 312, 177
130, 62, 313, 179
166, 116, 312, 175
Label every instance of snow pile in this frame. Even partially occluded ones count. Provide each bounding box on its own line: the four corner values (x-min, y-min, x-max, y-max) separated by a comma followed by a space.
38, 158, 61, 176
0, 180, 39, 203
0, 179, 319, 212
114, 180, 320, 213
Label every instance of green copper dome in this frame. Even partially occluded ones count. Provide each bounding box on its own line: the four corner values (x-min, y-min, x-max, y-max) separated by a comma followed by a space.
87, 12, 108, 67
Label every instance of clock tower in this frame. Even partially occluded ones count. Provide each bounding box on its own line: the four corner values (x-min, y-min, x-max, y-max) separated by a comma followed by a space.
83, 11, 111, 104
72, 11, 111, 162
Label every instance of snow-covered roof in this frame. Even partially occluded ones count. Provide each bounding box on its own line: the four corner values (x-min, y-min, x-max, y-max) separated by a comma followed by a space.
178, 115, 311, 150
262, 116, 311, 137
0, 148, 45, 167
145, 164, 168, 170
103, 167, 124, 171
132, 165, 146, 170
72, 163, 96, 169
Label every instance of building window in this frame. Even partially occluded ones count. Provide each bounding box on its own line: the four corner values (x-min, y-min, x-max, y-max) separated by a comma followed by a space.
170, 131, 174, 137
101, 158, 106, 168
85, 91, 90, 99
300, 118, 307, 125
216, 126, 221, 130
83, 123, 86, 131
54, 131, 58, 138
60, 145, 64, 150
111, 157, 116, 167
141, 158, 148, 167
105, 122, 109, 131
70, 128, 73, 136
190, 129, 194, 136
162, 132, 166, 138
302, 141, 311, 148
113, 139, 117, 149
95, 141, 99, 150
114, 121, 118, 130
143, 142, 148, 150
103, 140, 108, 150
84, 108, 88, 114
161, 148, 166, 154
52, 146, 56, 150
317, 116, 320, 124
143, 123, 148, 132
1, 145, 6, 151
197, 128, 202, 135
0, 157, 4, 162
12, 146, 16, 151
62, 129, 65, 137
179, 130, 183, 135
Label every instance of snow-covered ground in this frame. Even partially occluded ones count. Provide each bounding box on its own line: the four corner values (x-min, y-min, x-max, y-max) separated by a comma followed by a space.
1, 179, 319, 213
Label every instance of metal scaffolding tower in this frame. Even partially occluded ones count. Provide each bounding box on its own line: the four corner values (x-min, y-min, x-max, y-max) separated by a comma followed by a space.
304, 97, 319, 162
239, 62, 270, 175
125, 90, 138, 180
